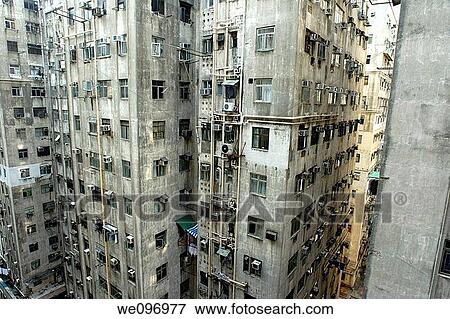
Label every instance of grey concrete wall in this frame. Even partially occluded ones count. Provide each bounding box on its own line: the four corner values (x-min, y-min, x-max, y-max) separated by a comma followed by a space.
365, 0, 450, 298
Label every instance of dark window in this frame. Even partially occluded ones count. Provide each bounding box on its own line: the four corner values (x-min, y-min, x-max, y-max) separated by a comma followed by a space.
120, 120, 130, 139
440, 239, 450, 276
29, 242, 39, 253
155, 230, 167, 249
7, 41, 18, 52
152, 80, 165, 99
251, 127, 269, 150
311, 126, 321, 145
179, 1, 191, 23
27, 43, 42, 55
151, 0, 165, 15
298, 126, 308, 150
287, 252, 298, 275
37, 146, 51, 157
156, 263, 168, 282
122, 160, 131, 178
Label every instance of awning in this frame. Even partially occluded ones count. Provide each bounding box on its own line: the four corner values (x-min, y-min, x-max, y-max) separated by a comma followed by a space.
176, 215, 198, 238
222, 79, 239, 86
368, 171, 380, 180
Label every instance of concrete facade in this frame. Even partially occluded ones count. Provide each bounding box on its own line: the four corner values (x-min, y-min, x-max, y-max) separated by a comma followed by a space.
42, 0, 198, 298
197, 0, 368, 299
340, 2, 397, 298
366, 0, 450, 298
0, 0, 64, 299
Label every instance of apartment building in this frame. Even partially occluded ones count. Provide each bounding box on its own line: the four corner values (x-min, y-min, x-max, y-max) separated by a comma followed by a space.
197, 0, 367, 299
42, 0, 198, 298
339, 3, 397, 298
0, 0, 64, 299
366, 0, 450, 298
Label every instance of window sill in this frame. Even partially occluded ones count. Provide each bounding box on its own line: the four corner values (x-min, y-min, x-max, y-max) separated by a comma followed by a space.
96, 55, 111, 60
256, 49, 274, 53
250, 192, 266, 199
251, 148, 269, 153
254, 101, 272, 104
247, 234, 263, 241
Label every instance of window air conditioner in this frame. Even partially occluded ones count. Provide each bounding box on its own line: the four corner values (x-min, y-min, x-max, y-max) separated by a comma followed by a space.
309, 34, 319, 41
103, 156, 113, 163
251, 260, 261, 271
201, 88, 212, 96
298, 129, 308, 137
223, 102, 235, 112
100, 124, 111, 132
325, 8, 332, 15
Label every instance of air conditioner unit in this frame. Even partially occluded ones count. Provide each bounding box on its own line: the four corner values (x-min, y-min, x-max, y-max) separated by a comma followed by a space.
103, 156, 113, 163
126, 235, 134, 244
112, 35, 125, 42
200, 163, 210, 171
92, 7, 106, 17
72, 148, 81, 154
200, 238, 208, 250
329, 86, 338, 93
298, 129, 308, 137
265, 230, 278, 241
110, 258, 119, 266
86, 276, 92, 281
84, 248, 90, 254
128, 269, 136, 277
213, 124, 222, 131
86, 184, 95, 190
224, 124, 233, 133
313, 166, 321, 173
233, 67, 241, 75
340, 22, 348, 29
309, 34, 319, 41
223, 102, 235, 112
100, 124, 111, 132
316, 83, 325, 90
251, 260, 261, 271
325, 8, 332, 15
201, 88, 212, 96
358, 11, 367, 21
302, 80, 311, 87
158, 157, 169, 166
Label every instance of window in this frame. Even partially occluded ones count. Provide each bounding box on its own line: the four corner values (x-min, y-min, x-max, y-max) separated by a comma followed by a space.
9, 64, 20, 78
35, 127, 49, 137
120, 120, 130, 139
115, 34, 128, 56
20, 168, 30, 178
205, 0, 213, 8
43, 201, 55, 214
41, 183, 53, 194
13, 108, 24, 119
252, 127, 269, 150
89, 120, 97, 134
156, 263, 168, 282
18, 149, 28, 159
16, 128, 26, 139
151, 36, 165, 57
243, 255, 262, 277
153, 159, 167, 177
37, 146, 50, 157
12, 87, 23, 97
23, 187, 33, 198
97, 80, 111, 98
152, 80, 165, 99
122, 160, 131, 178
31, 259, 40, 270
5, 18, 15, 29
250, 173, 267, 196
179, 82, 190, 100
25, 21, 40, 34
358, 135, 363, 144
49, 236, 58, 246
7, 41, 18, 52
247, 216, 264, 239
68, 7, 75, 25
118, 0, 127, 10
364, 76, 369, 85
153, 121, 165, 140
298, 127, 308, 150
254, 79, 272, 103
31, 87, 45, 97
202, 36, 213, 54
301, 86, 311, 104
74, 116, 81, 130
119, 79, 128, 98
29, 242, 39, 253
40, 164, 51, 175
356, 154, 361, 163
179, 1, 192, 23
366, 54, 371, 64
155, 230, 167, 249
83, 44, 95, 61
256, 26, 275, 51
200, 163, 210, 181
294, 174, 306, 193
96, 38, 111, 57
287, 252, 298, 275
124, 197, 133, 215
152, 0, 165, 14
439, 239, 450, 276
27, 44, 42, 55
290, 215, 301, 236
26, 224, 37, 235
89, 152, 100, 168
24, 0, 39, 11
328, 91, 337, 105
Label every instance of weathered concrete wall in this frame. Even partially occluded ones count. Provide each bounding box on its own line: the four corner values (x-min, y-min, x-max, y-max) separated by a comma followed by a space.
365, 0, 450, 298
